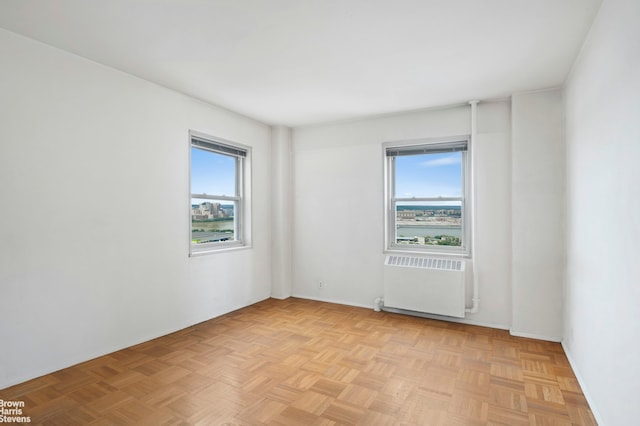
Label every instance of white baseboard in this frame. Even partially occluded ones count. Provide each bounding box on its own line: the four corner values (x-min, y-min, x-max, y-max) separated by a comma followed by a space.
561, 342, 604, 426
509, 329, 562, 343
270, 293, 291, 300
291, 294, 510, 331
290, 293, 373, 310
382, 306, 510, 331
1, 296, 272, 391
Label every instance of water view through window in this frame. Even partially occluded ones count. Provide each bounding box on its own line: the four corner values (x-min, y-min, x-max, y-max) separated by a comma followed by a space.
396, 203, 462, 246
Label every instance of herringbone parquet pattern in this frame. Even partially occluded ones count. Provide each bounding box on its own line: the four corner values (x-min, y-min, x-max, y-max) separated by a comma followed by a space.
0, 298, 596, 425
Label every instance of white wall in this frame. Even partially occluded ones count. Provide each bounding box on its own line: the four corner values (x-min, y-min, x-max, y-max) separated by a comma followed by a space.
564, 0, 640, 424
0, 29, 272, 389
270, 126, 293, 299
292, 102, 512, 329
511, 89, 565, 341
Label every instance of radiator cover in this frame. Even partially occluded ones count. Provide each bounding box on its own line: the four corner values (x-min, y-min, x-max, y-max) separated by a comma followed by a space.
383, 255, 466, 318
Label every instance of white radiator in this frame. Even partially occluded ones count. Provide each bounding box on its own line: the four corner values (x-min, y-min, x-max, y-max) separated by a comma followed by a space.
383, 255, 466, 318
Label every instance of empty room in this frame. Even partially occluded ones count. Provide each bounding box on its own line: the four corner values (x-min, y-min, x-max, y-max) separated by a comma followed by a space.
0, 0, 638, 425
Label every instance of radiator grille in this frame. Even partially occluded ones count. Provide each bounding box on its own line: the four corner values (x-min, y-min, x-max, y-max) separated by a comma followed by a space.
383, 255, 467, 318
385, 255, 464, 272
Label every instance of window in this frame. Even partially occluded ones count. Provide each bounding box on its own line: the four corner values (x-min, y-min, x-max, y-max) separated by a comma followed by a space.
190, 131, 250, 255
384, 137, 470, 255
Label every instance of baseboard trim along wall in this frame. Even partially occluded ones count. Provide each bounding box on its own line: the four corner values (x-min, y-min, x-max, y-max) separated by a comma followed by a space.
561, 342, 604, 426
291, 294, 510, 331
290, 294, 373, 310
509, 329, 562, 343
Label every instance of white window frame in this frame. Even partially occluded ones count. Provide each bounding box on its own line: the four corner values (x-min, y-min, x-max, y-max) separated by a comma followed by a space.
383, 136, 471, 257
189, 130, 251, 256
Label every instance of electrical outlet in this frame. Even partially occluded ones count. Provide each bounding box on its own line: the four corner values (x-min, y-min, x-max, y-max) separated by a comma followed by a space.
319, 281, 324, 289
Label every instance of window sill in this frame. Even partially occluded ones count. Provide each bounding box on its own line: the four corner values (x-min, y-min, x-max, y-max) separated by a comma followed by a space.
385, 246, 470, 259
190, 243, 251, 257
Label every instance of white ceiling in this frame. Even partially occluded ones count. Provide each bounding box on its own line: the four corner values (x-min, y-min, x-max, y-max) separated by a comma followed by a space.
0, 0, 601, 127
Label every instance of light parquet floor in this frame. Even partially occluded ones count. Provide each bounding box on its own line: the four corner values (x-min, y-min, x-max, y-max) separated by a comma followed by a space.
1, 298, 596, 425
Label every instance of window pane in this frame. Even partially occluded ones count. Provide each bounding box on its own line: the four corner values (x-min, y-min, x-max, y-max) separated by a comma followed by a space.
191, 147, 236, 196
191, 198, 236, 244
395, 201, 462, 247
395, 152, 462, 198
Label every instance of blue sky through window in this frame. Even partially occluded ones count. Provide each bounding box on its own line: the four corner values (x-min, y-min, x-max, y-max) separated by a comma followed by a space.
191, 147, 236, 196
395, 152, 462, 198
